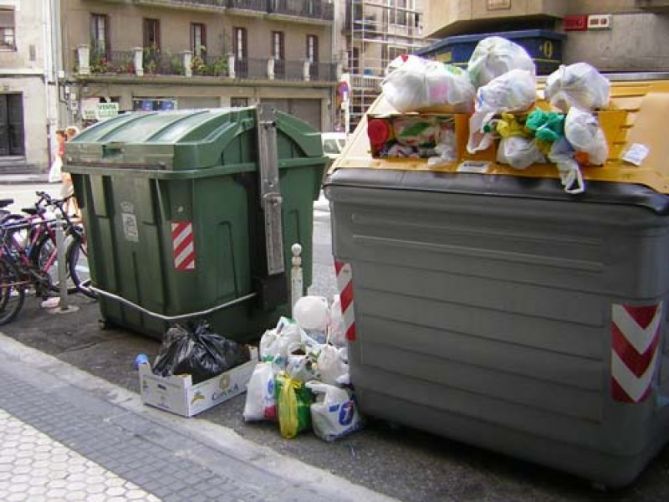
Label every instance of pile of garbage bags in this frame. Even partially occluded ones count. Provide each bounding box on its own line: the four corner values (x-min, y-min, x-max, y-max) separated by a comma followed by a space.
380, 36, 612, 194
243, 296, 363, 442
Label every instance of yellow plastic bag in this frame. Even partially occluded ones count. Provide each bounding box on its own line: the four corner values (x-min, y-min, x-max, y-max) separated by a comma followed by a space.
276, 372, 313, 439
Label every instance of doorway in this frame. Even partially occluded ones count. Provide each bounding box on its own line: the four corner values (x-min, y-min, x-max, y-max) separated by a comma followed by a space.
0, 94, 25, 156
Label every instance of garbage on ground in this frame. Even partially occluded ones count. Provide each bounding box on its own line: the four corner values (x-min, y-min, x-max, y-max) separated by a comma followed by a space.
244, 304, 363, 442
140, 337, 258, 417
467, 36, 536, 89
368, 115, 456, 160
306, 382, 363, 442
152, 321, 251, 384
382, 55, 475, 113
243, 361, 277, 422
293, 296, 329, 343
545, 62, 610, 112
276, 371, 314, 439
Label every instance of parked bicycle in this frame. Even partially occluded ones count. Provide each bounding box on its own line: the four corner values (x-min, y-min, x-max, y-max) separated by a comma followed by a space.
0, 192, 95, 325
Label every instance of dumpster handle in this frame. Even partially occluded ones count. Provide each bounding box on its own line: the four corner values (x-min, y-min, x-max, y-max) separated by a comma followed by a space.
89, 287, 257, 322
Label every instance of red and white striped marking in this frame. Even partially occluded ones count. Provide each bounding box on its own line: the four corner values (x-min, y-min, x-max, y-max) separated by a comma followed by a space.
335, 260, 356, 342
171, 221, 196, 271
611, 303, 663, 403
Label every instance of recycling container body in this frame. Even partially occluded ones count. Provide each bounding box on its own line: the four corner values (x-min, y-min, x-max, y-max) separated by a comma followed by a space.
325, 76, 669, 487
417, 29, 566, 75
66, 107, 326, 341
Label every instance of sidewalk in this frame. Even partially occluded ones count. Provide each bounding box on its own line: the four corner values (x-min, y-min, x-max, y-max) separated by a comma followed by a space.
0, 334, 397, 502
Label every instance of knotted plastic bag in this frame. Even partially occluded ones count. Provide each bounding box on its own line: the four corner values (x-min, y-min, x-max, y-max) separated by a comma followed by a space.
548, 138, 585, 195
243, 362, 277, 422
293, 296, 329, 344
564, 107, 608, 166
525, 109, 565, 143
382, 55, 475, 112
275, 372, 314, 439
306, 382, 363, 442
152, 322, 250, 384
467, 69, 537, 153
467, 36, 536, 89
497, 136, 546, 170
316, 344, 349, 386
259, 317, 303, 369
545, 62, 610, 112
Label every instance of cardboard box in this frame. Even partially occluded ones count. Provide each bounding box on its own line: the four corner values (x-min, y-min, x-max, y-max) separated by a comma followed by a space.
139, 348, 258, 417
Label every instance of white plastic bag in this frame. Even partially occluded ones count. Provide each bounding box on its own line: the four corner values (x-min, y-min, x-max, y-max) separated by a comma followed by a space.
243, 362, 276, 422
316, 344, 349, 386
382, 55, 475, 113
564, 107, 608, 166
286, 353, 319, 382
293, 296, 329, 344
545, 63, 610, 112
467, 69, 537, 153
259, 317, 303, 368
48, 156, 63, 183
548, 138, 585, 195
328, 295, 347, 348
467, 36, 536, 89
496, 136, 546, 169
306, 382, 363, 442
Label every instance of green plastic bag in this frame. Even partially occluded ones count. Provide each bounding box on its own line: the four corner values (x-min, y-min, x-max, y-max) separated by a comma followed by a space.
275, 372, 314, 439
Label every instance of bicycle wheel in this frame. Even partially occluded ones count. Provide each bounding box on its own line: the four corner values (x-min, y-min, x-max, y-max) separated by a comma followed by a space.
0, 258, 26, 325
30, 233, 77, 294
67, 236, 96, 299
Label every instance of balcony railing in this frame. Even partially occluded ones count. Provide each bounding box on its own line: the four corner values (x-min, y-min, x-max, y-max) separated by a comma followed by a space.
227, 0, 333, 21
76, 44, 339, 82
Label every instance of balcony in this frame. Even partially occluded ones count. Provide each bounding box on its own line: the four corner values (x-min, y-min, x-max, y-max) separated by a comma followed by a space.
75, 44, 339, 83
227, 0, 333, 22
121, 0, 227, 13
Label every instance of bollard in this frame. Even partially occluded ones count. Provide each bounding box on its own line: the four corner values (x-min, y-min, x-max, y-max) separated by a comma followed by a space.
55, 213, 69, 310
291, 243, 303, 314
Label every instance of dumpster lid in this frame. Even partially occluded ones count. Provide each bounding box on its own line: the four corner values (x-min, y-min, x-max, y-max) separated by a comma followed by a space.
330, 78, 669, 195
66, 107, 324, 172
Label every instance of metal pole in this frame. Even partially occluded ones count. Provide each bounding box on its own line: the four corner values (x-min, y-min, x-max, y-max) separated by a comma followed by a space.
55, 213, 68, 310
291, 243, 303, 313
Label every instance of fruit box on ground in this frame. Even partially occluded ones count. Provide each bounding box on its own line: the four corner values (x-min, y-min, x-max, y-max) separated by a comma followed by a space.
139, 348, 258, 417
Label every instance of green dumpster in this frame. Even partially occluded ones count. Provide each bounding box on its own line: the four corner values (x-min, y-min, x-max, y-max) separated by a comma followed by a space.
64, 106, 326, 341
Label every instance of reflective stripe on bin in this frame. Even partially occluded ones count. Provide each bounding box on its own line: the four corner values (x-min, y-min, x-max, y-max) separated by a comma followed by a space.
335, 261, 356, 342
611, 303, 663, 403
171, 221, 196, 271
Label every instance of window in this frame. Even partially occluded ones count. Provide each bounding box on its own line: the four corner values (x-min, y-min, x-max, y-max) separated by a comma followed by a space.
271, 31, 284, 61
90, 14, 109, 59
233, 27, 247, 60
143, 18, 160, 50
231, 97, 249, 107
0, 8, 15, 50
390, 0, 407, 26
306, 35, 318, 63
190, 23, 206, 58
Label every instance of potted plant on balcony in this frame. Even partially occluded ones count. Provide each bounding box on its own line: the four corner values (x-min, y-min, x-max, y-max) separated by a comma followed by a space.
143, 44, 160, 75
90, 48, 113, 74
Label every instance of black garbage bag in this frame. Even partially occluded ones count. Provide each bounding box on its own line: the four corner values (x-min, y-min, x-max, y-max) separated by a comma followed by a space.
152, 321, 251, 384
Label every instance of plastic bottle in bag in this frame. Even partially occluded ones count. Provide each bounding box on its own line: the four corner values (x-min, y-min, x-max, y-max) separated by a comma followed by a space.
467, 36, 536, 89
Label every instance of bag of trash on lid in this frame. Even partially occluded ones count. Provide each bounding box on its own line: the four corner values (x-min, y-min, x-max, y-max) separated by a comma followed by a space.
275, 371, 314, 439
306, 382, 363, 442
152, 321, 250, 384
545, 62, 610, 112
467, 69, 537, 153
564, 107, 609, 166
243, 362, 277, 422
293, 296, 330, 344
467, 36, 536, 89
381, 55, 475, 113
497, 136, 547, 170
548, 137, 586, 195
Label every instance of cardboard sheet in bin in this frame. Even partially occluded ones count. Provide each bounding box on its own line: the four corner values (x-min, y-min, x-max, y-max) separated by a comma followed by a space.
139, 348, 258, 417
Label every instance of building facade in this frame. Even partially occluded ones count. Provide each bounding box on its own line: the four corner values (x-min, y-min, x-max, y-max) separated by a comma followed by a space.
60, 0, 339, 133
423, 0, 669, 72
0, 0, 59, 172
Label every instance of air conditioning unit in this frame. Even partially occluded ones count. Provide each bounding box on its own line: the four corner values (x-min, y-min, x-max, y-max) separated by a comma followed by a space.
587, 14, 612, 30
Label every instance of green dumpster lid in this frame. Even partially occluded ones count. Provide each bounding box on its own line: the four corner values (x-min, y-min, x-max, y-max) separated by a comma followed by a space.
65, 107, 325, 175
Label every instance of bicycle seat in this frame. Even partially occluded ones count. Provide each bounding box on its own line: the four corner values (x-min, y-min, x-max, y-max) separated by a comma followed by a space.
22, 207, 45, 216
0, 199, 13, 208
